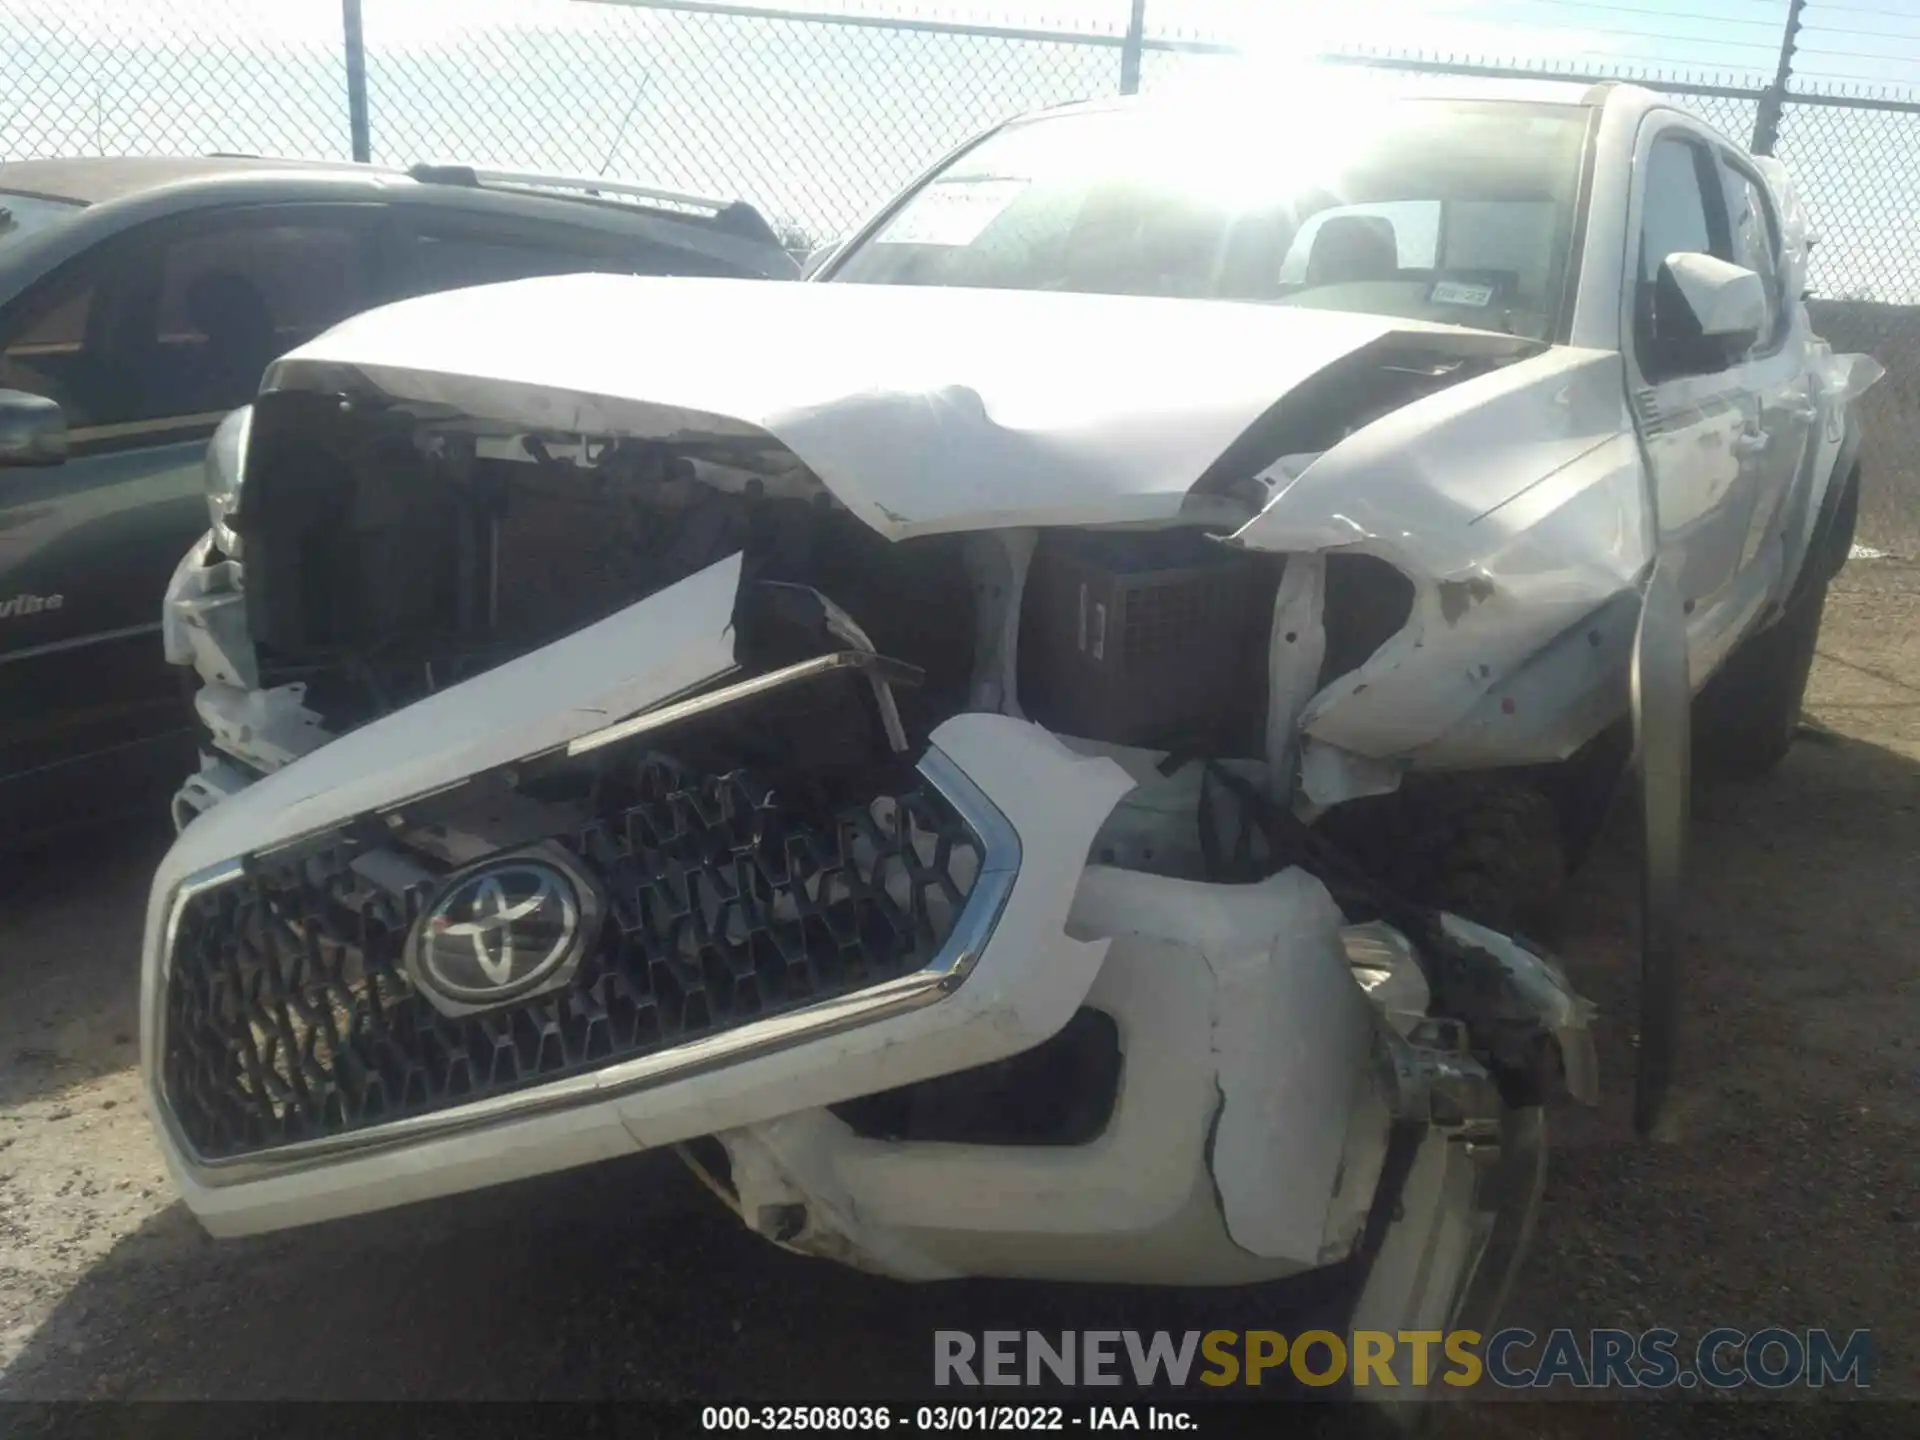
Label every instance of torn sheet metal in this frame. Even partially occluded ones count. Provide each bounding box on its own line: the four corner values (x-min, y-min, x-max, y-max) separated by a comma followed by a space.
1299, 738, 1404, 811
1264, 552, 1328, 795
193, 681, 327, 774
152, 550, 745, 895
1435, 913, 1599, 1108
263, 273, 1531, 541
1067, 866, 1379, 1268
697, 869, 1594, 1289
704, 862, 1395, 1285
1783, 343, 1886, 600
160, 533, 257, 690
1232, 348, 1649, 760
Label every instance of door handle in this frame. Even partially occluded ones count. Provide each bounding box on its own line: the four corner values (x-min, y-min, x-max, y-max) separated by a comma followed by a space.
1733, 429, 1771, 456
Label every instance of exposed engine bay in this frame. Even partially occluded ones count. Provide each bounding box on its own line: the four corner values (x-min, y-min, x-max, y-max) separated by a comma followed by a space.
216, 361, 1464, 755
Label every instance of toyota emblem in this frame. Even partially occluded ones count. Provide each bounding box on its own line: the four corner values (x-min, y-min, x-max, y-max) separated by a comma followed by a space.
406, 844, 602, 1014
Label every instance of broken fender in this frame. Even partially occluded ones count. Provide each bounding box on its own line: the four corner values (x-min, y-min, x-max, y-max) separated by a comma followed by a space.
1232, 347, 1650, 763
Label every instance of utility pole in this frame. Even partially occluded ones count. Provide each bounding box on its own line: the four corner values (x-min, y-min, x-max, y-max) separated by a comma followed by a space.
343, 0, 372, 163
1753, 0, 1806, 156
1120, 0, 1147, 96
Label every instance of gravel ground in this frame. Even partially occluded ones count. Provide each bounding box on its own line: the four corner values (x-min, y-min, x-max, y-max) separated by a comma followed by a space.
0, 553, 1915, 1433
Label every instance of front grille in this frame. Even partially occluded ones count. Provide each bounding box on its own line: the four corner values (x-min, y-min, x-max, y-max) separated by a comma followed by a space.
162, 756, 985, 1161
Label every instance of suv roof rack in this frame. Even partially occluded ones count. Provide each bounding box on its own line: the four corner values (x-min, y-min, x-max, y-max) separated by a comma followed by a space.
406, 162, 729, 213
405, 161, 779, 245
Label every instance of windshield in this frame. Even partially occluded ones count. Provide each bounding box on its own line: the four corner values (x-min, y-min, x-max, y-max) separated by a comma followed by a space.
0, 191, 84, 247
830, 98, 1591, 341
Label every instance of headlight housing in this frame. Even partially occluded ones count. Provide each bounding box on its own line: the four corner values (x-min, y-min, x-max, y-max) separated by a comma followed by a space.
204, 404, 252, 558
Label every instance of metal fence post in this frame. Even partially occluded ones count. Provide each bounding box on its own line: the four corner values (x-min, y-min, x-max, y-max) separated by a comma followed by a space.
1119, 0, 1146, 95
343, 0, 372, 162
1752, 0, 1805, 156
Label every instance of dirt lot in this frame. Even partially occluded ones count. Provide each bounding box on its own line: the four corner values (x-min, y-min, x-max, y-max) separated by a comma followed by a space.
0, 552, 1916, 1432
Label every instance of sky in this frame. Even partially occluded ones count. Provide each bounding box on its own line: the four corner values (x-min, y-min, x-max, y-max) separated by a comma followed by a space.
12, 0, 1920, 90
6, 1, 1920, 297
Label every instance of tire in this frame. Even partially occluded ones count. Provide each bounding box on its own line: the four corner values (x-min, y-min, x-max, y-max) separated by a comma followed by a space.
1315, 774, 1568, 937
1691, 569, 1829, 782
1692, 461, 1853, 781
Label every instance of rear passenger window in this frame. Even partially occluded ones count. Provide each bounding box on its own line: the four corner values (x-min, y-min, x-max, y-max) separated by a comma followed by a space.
158, 224, 369, 351
0, 207, 374, 436
0, 277, 99, 421
397, 213, 760, 298
141, 214, 376, 421
399, 222, 633, 297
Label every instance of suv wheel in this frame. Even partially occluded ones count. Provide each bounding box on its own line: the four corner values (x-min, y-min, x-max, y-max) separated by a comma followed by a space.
1692, 467, 1854, 782
1315, 774, 1569, 937
1692, 573, 1830, 781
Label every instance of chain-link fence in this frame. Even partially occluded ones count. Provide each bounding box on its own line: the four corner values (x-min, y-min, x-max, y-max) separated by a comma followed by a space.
10, 2, 1918, 287
357, 2, 1130, 245
4, 0, 1920, 543
2, 1, 352, 161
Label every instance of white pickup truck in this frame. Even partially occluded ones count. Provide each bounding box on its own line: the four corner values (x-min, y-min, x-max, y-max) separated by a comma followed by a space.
147, 74, 1878, 1366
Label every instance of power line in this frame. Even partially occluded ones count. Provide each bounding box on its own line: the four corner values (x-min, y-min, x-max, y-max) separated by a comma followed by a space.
1783, 67, 1920, 81
1798, 45, 1920, 60
1569, 26, 1785, 49
1532, 0, 1783, 26
1798, 21, 1920, 42
1812, 2, 1920, 20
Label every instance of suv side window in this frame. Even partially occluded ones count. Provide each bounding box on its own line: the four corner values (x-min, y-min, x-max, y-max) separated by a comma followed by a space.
0, 206, 377, 438
0, 274, 101, 423
149, 215, 376, 418
1633, 134, 1735, 381
397, 214, 650, 297
1721, 159, 1786, 351
395, 211, 753, 300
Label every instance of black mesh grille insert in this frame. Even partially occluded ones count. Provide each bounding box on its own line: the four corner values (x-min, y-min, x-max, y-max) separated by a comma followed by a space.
162, 757, 984, 1162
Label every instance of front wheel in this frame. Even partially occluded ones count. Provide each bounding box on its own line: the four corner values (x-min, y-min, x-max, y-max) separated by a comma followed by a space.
1314, 775, 1568, 937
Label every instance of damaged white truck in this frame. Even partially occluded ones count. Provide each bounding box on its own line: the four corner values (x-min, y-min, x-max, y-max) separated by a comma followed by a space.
146, 78, 1878, 1352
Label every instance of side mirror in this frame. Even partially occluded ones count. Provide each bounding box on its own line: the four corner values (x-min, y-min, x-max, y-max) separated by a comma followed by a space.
0, 388, 67, 467
1658, 252, 1768, 345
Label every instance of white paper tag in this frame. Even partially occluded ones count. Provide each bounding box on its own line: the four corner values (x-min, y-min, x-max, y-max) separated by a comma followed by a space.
875, 178, 1029, 247
1430, 279, 1496, 307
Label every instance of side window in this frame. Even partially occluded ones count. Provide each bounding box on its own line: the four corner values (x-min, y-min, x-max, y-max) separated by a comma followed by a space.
398, 218, 634, 298
1634, 135, 1734, 380
1722, 160, 1785, 349
157, 222, 370, 361
0, 209, 374, 435
0, 273, 101, 423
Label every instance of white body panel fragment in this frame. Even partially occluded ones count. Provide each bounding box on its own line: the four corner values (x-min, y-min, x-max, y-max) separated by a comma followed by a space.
708, 866, 1393, 1285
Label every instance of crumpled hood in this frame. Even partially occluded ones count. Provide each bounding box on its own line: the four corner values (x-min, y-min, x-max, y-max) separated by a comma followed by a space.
265, 273, 1528, 539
